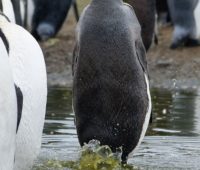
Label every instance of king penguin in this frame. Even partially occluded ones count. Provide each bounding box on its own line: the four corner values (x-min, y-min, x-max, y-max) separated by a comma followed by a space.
73, 0, 152, 163
0, 26, 17, 170
0, 12, 47, 170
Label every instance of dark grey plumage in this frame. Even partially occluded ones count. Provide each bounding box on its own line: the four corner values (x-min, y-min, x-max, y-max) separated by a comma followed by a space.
73, 0, 151, 163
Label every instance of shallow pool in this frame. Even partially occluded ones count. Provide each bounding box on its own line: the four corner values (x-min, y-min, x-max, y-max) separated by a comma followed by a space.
33, 87, 200, 170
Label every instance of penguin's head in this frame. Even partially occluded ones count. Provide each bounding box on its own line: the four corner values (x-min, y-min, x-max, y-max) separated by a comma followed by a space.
35, 22, 55, 41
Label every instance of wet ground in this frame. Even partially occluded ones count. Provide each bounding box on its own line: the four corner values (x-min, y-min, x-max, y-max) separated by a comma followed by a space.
32, 87, 200, 170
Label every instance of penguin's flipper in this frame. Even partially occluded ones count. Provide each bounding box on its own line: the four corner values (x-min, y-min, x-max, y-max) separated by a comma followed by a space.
135, 39, 148, 74
14, 84, 23, 131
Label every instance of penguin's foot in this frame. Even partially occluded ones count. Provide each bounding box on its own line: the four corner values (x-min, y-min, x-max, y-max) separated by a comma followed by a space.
170, 37, 200, 49
170, 36, 188, 49
36, 23, 55, 41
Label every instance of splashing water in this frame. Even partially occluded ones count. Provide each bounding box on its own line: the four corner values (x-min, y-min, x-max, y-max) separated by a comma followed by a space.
33, 140, 138, 170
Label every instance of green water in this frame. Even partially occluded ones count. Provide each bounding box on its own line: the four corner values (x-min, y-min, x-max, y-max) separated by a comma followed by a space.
33, 87, 200, 170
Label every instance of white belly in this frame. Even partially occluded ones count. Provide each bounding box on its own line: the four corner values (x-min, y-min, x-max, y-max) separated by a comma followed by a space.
0, 38, 17, 170
0, 19, 47, 170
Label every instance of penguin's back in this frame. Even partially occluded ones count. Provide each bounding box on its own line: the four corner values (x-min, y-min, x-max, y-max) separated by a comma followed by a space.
73, 2, 149, 157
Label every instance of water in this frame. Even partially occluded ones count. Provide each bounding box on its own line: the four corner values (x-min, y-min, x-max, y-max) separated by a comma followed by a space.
33, 87, 200, 170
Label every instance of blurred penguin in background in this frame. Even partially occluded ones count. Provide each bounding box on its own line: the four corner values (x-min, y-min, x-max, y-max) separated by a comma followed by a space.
0, 9, 47, 169
168, 0, 200, 49
31, 0, 78, 41
2, 0, 78, 41
125, 0, 156, 51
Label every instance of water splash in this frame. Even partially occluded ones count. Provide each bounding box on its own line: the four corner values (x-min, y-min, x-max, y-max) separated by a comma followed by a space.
33, 140, 138, 170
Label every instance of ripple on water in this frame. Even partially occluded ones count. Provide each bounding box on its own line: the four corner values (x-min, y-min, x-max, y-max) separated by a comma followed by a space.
33, 88, 200, 169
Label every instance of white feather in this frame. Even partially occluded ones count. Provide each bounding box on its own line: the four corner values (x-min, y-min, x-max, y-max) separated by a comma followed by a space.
0, 18, 47, 170
1, 0, 16, 23
0, 38, 17, 170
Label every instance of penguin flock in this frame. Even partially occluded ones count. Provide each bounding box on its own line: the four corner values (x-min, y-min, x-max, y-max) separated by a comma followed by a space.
0, 0, 79, 40
0, 0, 200, 169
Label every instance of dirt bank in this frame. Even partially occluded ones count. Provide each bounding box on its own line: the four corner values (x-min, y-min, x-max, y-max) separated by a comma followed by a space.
41, 10, 200, 90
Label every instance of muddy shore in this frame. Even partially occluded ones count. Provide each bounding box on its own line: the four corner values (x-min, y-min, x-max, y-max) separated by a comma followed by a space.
41, 10, 200, 90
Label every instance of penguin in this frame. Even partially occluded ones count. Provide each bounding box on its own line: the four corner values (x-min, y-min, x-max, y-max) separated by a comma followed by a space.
73, 0, 152, 163
31, 0, 77, 41
125, 0, 156, 51
0, 27, 17, 170
0, 13, 47, 170
167, 0, 200, 49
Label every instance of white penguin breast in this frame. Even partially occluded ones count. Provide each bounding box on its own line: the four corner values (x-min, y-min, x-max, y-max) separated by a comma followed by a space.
0, 20, 47, 170
0, 38, 17, 170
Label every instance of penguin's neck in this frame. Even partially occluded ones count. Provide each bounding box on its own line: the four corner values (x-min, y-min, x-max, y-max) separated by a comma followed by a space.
91, 0, 123, 6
